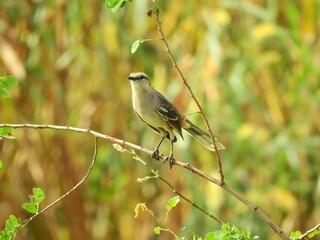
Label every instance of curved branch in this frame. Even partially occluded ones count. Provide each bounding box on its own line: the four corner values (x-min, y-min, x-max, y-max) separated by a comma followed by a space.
0, 123, 289, 239
20, 137, 99, 228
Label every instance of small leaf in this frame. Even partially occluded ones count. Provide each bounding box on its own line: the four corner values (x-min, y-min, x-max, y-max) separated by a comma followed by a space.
214, 230, 225, 238
0, 160, 2, 170
105, 0, 129, 13
33, 187, 45, 204
154, 226, 161, 235
105, 0, 117, 8
0, 128, 15, 139
5, 219, 14, 233
131, 40, 141, 54
0, 88, 11, 98
290, 231, 302, 239
204, 232, 216, 240
0, 128, 16, 140
230, 231, 240, 238
0, 76, 18, 89
166, 195, 180, 211
22, 202, 37, 214
9, 215, 19, 227
308, 229, 320, 238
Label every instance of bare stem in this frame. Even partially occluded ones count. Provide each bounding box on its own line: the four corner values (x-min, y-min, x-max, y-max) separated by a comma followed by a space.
132, 152, 223, 224
20, 136, 99, 228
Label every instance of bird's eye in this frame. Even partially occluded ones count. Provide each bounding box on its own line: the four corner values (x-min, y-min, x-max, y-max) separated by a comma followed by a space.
138, 75, 145, 80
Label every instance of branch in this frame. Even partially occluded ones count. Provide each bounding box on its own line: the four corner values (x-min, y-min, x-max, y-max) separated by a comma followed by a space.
20, 136, 99, 228
131, 150, 223, 225
0, 123, 289, 240
295, 223, 320, 240
175, 161, 289, 240
153, 5, 225, 183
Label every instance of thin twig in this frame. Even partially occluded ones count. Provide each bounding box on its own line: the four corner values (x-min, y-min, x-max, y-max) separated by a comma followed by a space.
132, 151, 223, 224
20, 137, 99, 228
174, 161, 289, 240
0, 123, 152, 156
0, 123, 289, 239
153, 5, 225, 183
295, 223, 320, 240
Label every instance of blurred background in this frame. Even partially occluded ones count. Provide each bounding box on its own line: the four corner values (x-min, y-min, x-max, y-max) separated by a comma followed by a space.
0, 0, 319, 239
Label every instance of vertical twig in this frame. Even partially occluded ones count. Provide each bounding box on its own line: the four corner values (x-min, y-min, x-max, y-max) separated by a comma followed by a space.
153, 6, 225, 183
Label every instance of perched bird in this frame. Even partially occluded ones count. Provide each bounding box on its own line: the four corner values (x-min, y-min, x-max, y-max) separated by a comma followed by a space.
128, 72, 224, 168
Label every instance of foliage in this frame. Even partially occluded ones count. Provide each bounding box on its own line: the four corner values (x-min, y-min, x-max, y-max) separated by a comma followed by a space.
135, 196, 182, 239
21, 187, 46, 214
0, 75, 17, 140
0, 0, 319, 239
290, 228, 320, 240
135, 196, 259, 240
204, 224, 259, 240
0, 187, 45, 240
105, 0, 132, 12
0, 215, 20, 240
0, 127, 15, 140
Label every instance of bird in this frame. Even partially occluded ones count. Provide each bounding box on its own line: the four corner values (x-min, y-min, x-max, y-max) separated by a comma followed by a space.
128, 72, 224, 168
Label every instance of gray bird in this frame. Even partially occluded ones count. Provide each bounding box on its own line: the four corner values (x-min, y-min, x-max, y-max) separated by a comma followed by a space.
128, 72, 225, 168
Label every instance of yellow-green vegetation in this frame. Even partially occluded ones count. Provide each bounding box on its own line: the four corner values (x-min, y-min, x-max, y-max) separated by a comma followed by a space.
0, 0, 319, 239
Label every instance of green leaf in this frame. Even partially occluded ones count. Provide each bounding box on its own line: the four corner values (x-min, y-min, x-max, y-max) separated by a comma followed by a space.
166, 195, 180, 211
154, 226, 161, 235
22, 202, 37, 214
230, 231, 240, 238
0, 76, 18, 89
204, 232, 216, 240
0, 160, 2, 170
0, 215, 20, 239
33, 187, 45, 204
214, 230, 225, 238
8, 215, 19, 227
105, 0, 130, 13
221, 223, 231, 232
0, 128, 16, 140
308, 229, 320, 238
0, 88, 11, 98
290, 231, 302, 239
131, 40, 141, 54
5, 220, 14, 233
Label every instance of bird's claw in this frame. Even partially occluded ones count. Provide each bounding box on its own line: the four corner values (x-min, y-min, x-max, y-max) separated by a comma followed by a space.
151, 149, 160, 161
168, 154, 174, 169
152, 150, 174, 169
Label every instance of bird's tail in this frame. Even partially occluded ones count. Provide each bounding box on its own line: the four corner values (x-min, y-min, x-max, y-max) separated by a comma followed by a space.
183, 119, 225, 151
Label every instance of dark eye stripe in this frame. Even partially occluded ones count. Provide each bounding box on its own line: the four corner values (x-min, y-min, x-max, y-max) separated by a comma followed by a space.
137, 74, 148, 80
128, 73, 149, 80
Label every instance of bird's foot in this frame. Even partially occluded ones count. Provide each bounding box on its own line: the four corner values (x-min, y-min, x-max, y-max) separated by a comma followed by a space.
151, 149, 160, 161
168, 154, 174, 169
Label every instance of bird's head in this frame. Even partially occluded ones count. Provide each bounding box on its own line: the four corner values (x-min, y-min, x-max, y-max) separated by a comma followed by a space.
128, 72, 149, 82
128, 72, 151, 89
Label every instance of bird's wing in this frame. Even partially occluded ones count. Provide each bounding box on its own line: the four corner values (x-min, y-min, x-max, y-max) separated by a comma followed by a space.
135, 110, 176, 141
156, 93, 184, 139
